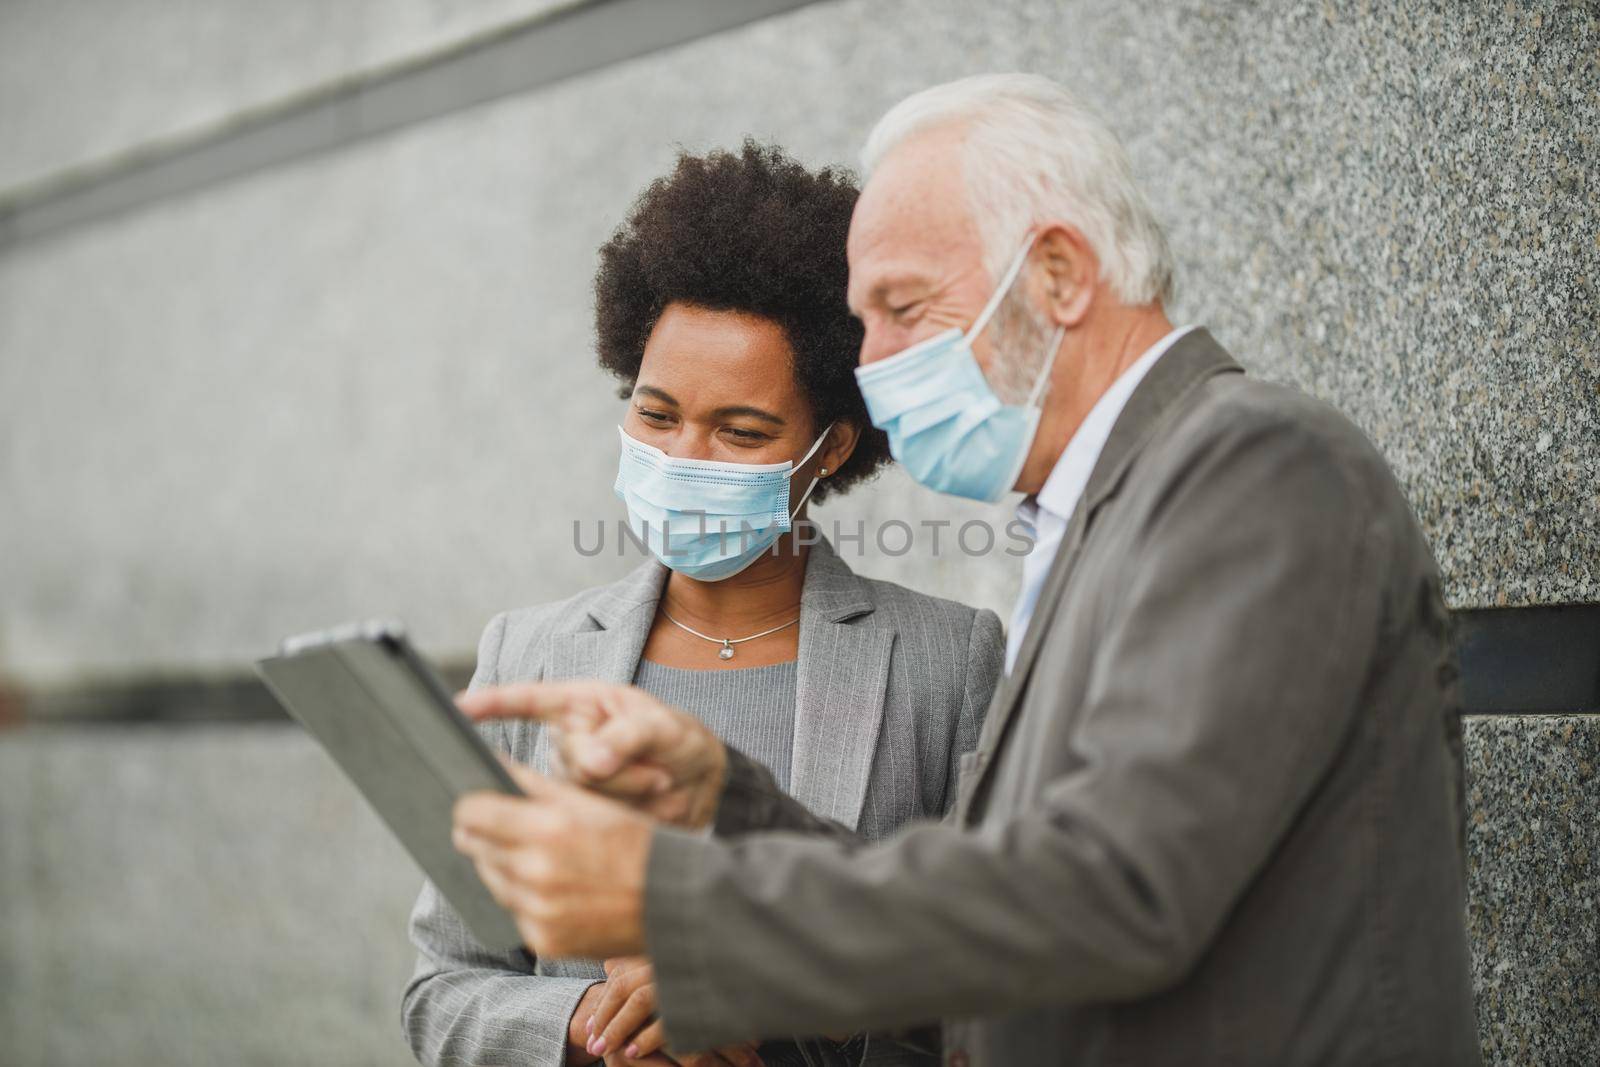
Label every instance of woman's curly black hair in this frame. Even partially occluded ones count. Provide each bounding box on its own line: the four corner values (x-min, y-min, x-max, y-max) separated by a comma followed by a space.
593, 139, 890, 502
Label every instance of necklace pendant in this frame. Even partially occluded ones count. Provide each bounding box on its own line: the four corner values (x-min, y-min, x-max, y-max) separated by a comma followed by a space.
718, 642, 734, 660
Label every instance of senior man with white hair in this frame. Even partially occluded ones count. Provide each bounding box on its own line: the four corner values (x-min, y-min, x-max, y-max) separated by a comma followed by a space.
451, 74, 1481, 1065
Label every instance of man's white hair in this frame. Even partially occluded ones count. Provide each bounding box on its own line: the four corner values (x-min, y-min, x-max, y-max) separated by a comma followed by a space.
861, 73, 1174, 306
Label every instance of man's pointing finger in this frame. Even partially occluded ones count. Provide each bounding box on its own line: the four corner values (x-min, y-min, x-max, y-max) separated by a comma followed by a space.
456, 682, 605, 727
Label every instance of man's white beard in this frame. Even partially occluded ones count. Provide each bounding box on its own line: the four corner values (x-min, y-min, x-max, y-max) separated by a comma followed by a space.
984, 285, 1059, 407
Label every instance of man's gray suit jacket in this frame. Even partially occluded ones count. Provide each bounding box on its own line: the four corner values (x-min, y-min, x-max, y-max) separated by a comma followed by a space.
644, 328, 1482, 1066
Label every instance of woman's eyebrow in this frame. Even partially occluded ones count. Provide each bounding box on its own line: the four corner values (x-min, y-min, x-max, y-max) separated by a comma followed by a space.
711, 404, 786, 426
635, 386, 784, 426
633, 385, 678, 405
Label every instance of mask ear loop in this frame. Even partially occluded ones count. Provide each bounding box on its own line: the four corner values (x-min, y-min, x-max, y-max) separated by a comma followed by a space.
1026, 323, 1067, 408
989, 327, 1064, 505
963, 232, 1039, 344
967, 231, 1066, 411
787, 420, 836, 520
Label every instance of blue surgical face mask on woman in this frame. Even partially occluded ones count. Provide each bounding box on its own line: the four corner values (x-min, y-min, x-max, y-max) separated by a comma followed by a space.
613, 422, 833, 582
853, 234, 1065, 503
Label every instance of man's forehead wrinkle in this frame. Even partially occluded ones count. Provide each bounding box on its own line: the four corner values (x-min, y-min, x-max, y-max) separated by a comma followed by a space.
850, 125, 984, 311
857, 181, 970, 258
849, 234, 945, 308
858, 216, 982, 302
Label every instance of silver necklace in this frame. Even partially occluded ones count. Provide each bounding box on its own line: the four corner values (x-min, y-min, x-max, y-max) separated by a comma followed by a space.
659, 607, 800, 660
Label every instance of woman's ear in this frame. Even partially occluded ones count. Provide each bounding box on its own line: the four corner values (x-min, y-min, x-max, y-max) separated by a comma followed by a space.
817, 419, 861, 479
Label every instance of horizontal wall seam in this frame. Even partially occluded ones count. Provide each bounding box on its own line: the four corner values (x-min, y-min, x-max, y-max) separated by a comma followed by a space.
5, 604, 1595, 724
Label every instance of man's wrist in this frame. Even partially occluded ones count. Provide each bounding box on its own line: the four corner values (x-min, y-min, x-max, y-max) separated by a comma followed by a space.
694, 739, 731, 830
706, 745, 780, 835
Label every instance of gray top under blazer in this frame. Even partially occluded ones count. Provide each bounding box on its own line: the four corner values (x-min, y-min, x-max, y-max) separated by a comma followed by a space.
402, 538, 1005, 1067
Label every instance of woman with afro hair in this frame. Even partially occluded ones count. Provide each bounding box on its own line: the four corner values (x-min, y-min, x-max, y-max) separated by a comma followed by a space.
405, 141, 1003, 1067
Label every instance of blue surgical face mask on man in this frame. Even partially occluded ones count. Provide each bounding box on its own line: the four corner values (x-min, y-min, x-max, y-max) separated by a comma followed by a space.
854, 234, 1064, 503
613, 422, 833, 582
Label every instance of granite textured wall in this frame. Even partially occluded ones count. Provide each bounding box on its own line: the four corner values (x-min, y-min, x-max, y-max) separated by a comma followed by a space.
1464, 714, 1599, 1063
2, 0, 1594, 682
1, 1, 1595, 1065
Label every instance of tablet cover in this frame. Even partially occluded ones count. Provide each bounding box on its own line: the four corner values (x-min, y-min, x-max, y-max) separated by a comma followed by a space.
256, 633, 524, 951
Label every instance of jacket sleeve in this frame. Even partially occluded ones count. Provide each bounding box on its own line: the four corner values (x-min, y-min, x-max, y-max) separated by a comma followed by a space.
401, 612, 601, 1066
642, 414, 1388, 1050
711, 747, 860, 841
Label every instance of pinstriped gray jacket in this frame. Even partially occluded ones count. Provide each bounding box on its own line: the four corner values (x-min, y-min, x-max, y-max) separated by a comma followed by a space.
402, 538, 1004, 1066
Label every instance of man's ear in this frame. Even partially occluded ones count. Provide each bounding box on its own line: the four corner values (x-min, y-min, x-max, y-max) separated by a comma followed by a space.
1032, 222, 1097, 328
818, 419, 861, 479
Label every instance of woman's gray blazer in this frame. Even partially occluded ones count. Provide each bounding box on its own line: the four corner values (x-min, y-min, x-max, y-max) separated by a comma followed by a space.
402, 537, 1004, 1066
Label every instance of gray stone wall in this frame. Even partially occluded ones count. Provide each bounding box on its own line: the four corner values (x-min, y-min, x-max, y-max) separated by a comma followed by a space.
1464, 714, 1599, 1062
3, 0, 1593, 682
1, 1, 1595, 1065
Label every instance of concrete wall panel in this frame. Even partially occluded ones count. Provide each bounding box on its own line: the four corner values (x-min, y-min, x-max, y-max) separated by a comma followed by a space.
0, 0, 578, 190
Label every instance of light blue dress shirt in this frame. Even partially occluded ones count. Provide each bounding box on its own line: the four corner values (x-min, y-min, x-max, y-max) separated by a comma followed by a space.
1005, 325, 1196, 673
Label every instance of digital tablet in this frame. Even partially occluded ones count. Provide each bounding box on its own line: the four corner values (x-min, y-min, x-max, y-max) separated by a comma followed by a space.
255, 620, 524, 951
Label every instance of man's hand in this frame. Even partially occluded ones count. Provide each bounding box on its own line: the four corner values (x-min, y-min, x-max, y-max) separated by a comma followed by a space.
452, 761, 653, 959
458, 681, 730, 830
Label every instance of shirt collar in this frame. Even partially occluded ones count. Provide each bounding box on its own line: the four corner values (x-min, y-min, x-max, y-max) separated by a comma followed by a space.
1031, 324, 1196, 522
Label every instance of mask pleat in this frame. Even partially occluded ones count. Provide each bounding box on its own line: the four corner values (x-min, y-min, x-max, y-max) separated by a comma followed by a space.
612, 426, 811, 581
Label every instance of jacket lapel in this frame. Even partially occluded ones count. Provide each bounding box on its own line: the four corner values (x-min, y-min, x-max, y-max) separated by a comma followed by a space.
543, 559, 665, 685
537, 540, 891, 832
968, 330, 1244, 804
788, 538, 892, 831
534, 560, 664, 770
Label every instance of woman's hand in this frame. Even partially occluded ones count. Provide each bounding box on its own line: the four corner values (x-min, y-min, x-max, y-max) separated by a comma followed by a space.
585, 956, 662, 1061
587, 956, 764, 1067
572, 975, 677, 1066
567, 982, 609, 1064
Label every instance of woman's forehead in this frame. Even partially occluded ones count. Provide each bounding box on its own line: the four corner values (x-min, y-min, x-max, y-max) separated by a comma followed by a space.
636, 303, 805, 413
